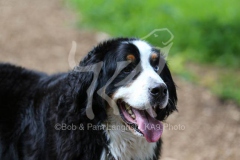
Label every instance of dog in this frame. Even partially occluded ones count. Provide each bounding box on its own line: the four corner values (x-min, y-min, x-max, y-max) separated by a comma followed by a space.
0, 38, 177, 160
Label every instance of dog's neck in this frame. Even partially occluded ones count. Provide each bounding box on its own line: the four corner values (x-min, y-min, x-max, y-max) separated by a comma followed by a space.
101, 109, 157, 160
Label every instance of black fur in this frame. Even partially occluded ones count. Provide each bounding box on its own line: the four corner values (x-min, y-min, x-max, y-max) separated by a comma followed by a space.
0, 38, 177, 160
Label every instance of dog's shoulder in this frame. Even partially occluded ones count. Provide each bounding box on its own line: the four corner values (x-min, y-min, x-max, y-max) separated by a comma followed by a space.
0, 63, 48, 100
0, 63, 47, 86
0, 64, 46, 125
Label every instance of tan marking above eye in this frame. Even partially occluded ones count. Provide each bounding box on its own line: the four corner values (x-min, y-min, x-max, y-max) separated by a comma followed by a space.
126, 54, 136, 62
151, 53, 158, 61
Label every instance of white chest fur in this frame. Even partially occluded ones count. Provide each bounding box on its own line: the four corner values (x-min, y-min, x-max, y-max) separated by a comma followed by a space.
101, 112, 157, 160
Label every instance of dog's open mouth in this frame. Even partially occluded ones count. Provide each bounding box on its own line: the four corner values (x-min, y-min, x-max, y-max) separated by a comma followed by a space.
117, 100, 163, 143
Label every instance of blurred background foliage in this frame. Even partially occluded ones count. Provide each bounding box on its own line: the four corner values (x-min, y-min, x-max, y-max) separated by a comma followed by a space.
70, 0, 240, 105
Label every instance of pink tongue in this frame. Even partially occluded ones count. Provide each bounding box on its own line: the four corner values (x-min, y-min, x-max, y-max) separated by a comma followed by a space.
132, 108, 163, 142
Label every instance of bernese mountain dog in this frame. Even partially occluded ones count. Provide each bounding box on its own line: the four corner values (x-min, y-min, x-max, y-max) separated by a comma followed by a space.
0, 38, 177, 160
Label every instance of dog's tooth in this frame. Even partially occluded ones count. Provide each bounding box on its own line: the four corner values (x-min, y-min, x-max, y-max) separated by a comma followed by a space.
146, 107, 157, 118
128, 110, 133, 115
126, 104, 130, 109
131, 114, 136, 119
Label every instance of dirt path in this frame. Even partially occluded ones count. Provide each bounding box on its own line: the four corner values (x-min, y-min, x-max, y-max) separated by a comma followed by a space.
0, 0, 239, 159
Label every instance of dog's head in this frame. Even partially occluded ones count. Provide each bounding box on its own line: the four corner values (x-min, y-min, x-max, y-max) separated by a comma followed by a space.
79, 38, 177, 143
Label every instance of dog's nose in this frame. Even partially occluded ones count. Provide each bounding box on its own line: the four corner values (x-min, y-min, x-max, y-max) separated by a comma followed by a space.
149, 84, 167, 98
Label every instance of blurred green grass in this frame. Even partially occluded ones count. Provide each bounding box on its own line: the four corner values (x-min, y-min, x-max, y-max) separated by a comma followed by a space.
69, 0, 240, 105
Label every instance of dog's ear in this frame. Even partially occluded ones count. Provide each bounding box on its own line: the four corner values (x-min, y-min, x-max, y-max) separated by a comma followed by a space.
79, 48, 104, 66
156, 63, 177, 121
79, 39, 121, 66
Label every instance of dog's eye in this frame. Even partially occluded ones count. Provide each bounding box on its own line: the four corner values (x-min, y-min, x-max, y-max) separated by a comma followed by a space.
154, 66, 159, 72
123, 66, 133, 74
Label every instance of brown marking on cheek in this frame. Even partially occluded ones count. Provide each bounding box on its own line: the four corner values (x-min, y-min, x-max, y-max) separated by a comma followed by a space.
151, 53, 158, 61
126, 54, 136, 62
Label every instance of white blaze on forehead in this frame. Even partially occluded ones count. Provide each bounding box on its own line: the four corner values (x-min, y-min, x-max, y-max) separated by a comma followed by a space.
131, 40, 164, 84
132, 40, 152, 64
